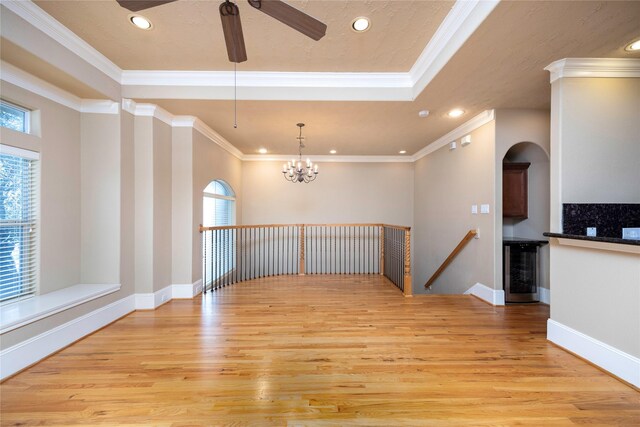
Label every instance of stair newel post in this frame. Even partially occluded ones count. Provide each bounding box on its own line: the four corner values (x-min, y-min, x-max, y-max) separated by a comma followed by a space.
403, 228, 413, 297
299, 224, 305, 275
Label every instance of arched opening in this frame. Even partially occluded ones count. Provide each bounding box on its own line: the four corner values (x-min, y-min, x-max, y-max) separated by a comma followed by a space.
501, 141, 550, 303
203, 180, 236, 289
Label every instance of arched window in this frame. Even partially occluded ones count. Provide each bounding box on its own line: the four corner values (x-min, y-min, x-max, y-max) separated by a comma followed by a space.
203, 180, 235, 287
203, 180, 235, 227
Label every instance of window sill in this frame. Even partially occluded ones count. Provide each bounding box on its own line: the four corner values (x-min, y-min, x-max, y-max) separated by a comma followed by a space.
0, 283, 120, 334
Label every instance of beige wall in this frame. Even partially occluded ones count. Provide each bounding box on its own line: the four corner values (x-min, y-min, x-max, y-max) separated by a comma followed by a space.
120, 110, 135, 296
0, 81, 81, 294
0, 83, 135, 350
241, 161, 413, 226
80, 113, 121, 284
550, 242, 640, 357
413, 121, 495, 294
494, 110, 551, 292
134, 116, 173, 293
171, 127, 193, 285
134, 116, 155, 294
555, 78, 640, 208
152, 120, 172, 292
547, 74, 640, 373
192, 129, 243, 283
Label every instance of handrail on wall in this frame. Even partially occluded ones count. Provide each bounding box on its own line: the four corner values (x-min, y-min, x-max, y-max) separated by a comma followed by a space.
424, 229, 478, 289
199, 223, 412, 297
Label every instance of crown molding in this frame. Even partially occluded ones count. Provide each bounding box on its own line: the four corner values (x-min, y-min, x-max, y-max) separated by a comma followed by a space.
121, 70, 412, 88
121, 98, 137, 115
409, 0, 500, 98
133, 103, 174, 127
545, 58, 640, 83
242, 154, 414, 163
122, 100, 243, 159
2, 0, 122, 83
8, 0, 497, 101
413, 109, 495, 161
1, 60, 82, 111
187, 118, 244, 160
80, 100, 120, 114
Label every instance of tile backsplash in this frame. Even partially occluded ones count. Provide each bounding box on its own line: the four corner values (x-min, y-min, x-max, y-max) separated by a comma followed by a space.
563, 204, 640, 238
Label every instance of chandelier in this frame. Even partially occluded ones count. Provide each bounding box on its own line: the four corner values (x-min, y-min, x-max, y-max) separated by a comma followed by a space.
282, 123, 319, 183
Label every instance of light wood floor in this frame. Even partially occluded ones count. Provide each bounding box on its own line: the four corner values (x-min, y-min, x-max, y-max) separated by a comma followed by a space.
1, 275, 638, 426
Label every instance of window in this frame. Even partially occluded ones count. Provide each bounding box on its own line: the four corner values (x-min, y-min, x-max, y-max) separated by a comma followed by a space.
0, 146, 38, 303
203, 180, 235, 286
1, 100, 30, 134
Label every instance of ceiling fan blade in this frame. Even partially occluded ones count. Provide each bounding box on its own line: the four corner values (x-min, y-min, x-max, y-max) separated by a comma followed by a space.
220, 1, 248, 63
248, 0, 326, 41
116, 0, 177, 12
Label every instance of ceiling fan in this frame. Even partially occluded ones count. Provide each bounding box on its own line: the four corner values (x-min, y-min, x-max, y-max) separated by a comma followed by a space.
116, 0, 327, 63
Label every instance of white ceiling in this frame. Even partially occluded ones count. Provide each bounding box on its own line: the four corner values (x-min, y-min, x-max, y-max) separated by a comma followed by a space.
2, 0, 640, 156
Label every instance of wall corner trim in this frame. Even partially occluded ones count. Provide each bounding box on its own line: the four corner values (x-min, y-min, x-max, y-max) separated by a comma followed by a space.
545, 58, 640, 83
0, 294, 135, 381
547, 319, 640, 388
413, 109, 495, 161
464, 282, 505, 306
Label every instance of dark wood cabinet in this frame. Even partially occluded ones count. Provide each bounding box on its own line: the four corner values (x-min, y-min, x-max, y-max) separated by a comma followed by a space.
503, 162, 530, 218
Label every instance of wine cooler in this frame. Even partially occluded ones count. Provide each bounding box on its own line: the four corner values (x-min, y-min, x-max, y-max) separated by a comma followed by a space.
503, 238, 547, 303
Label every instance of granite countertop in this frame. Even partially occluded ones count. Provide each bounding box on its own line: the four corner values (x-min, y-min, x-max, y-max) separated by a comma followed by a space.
503, 237, 549, 245
543, 232, 640, 246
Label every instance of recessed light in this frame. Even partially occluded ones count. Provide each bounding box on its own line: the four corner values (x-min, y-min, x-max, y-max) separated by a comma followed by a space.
399, 150, 407, 154
447, 108, 465, 118
130, 15, 152, 30
625, 38, 640, 51
258, 148, 268, 154
329, 149, 337, 154
418, 110, 430, 118
351, 17, 370, 32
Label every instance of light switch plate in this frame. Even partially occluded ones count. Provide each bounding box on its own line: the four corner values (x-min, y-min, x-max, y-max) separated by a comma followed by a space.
471, 204, 478, 214
480, 204, 490, 214
587, 227, 597, 237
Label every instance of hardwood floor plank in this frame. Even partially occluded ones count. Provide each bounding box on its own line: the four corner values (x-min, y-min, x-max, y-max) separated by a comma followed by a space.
1, 275, 638, 426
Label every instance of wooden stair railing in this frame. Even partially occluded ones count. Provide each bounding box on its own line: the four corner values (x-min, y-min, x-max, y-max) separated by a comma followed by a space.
424, 229, 478, 289
199, 223, 412, 297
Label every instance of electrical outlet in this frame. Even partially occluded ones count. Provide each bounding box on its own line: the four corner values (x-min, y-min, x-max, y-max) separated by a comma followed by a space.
622, 228, 640, 240
587, 227, 597, 237
480, 204, 490, 214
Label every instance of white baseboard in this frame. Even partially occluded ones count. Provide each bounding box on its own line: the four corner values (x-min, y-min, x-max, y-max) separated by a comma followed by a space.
135, 285, 172, 310
547, 319, 640, 388
0, 294, 135, 381
172, 279, 203, 299
464, 282, 505, 306
538, 287, 550, 304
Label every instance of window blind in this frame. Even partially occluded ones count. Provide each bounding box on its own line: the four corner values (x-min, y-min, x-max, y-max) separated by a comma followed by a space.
0, 146, 39, 303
